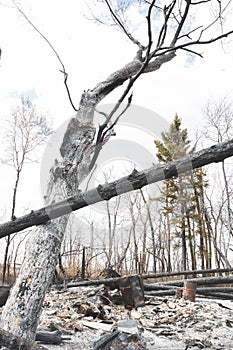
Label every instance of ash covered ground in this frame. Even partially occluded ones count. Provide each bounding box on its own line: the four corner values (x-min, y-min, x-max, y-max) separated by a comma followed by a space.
37, 286, 233, 350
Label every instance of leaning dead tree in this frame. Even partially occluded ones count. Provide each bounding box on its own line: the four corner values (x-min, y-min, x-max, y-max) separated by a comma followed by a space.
1, 0, 233, 346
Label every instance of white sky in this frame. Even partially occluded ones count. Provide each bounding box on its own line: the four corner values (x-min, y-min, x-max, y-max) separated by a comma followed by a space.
0, 0, 233, 219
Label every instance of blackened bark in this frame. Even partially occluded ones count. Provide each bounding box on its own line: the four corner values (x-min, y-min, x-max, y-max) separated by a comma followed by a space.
0, 138, 233, 238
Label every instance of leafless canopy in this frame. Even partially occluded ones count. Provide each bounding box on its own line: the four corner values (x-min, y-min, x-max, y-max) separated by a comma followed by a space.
10, 0, 233, 172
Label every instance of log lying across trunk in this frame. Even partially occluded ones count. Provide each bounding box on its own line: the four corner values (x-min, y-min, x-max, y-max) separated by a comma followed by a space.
0, 138, 233, 238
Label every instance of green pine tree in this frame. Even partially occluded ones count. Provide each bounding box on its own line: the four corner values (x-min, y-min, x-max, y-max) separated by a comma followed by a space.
154, 115, 209, 271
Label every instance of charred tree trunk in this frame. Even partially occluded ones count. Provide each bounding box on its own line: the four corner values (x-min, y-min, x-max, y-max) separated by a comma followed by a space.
0, 105, 96, 340
0, 47, 175, 342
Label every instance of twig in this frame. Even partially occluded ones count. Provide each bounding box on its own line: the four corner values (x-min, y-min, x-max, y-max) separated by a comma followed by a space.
104, 0, 145, 49
11, 0, 78, 111
88, 0, 156, 172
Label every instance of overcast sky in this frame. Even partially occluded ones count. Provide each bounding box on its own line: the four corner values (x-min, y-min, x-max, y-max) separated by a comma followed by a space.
0, 0, 233, 218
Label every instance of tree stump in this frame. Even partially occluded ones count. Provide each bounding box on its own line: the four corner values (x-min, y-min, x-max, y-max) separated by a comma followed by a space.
119, 275, 145, 309
183, 281, 197, 302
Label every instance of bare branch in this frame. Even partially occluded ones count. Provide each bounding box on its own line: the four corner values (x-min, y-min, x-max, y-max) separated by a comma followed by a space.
190, 0, 211, 4
171, 0, 192, 47
88, 0, 157, 172
104, 0, 145, 49
180, 47, 203, 57
177, 25, 203, 41
11, 0, 78, 111
156, 0, 176, 48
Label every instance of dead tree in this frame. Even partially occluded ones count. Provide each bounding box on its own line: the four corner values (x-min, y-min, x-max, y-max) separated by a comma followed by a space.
1, 0, 233, 345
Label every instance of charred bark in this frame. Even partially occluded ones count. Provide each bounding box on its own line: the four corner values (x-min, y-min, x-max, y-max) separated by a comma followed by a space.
0, 138, 233, 238
35, 330, 69, 345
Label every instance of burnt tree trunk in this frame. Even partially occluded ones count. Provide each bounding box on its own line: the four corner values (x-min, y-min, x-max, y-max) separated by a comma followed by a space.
0, 102, 96, 340
0, 50, 174, 342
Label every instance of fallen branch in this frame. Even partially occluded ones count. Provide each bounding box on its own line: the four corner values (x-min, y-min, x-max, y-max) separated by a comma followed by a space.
0, 138, 233, 238
35, 330, 70, 345
93, 330, 120, 350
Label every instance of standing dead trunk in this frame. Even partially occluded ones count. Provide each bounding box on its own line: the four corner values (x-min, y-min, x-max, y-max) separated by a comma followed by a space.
0, 96, 96, 340
0, 45, 175, 341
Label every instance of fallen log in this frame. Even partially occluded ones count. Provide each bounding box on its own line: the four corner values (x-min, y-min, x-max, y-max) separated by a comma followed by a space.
54, 269, 233, 291
56, 276, 122, 289
145, 290, 175, 297
0, 329, 47, 350
196, 292, 233, 300
142, 267, 233, 280
1, 138, 233, 238
144, 284, 180, 291
144, 287, 233, 300
35, 330, 70, 345
144, 275, 233, 288
144, 285, 233, 293
196, 287, 233, 294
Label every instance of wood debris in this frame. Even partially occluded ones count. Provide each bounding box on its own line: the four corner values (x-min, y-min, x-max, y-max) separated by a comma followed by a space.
34, 285, 233, 349
1, 279, 233, 349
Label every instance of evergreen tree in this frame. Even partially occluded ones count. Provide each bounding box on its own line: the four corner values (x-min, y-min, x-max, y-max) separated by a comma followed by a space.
155, 115, 209, 271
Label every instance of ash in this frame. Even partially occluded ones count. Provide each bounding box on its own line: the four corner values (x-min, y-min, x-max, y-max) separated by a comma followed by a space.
38, 286, 233, 350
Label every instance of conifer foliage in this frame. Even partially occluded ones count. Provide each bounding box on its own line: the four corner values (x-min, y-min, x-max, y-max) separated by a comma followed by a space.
155, 115, 210, 271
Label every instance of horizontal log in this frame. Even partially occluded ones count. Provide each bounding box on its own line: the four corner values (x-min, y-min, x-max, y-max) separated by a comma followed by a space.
144, 284, 179, 291
145, 290, 175, 296
0, 138, 233, 237
57, 273, 233, 291
145, 289, 233, 300
196, 287, 233, 294
142, 267, 233, 280
35, 330, 68, 344
56, 275, 126, 289
145, 275, 233, 288
197, 292, 233, 300
144, 285, 233, 293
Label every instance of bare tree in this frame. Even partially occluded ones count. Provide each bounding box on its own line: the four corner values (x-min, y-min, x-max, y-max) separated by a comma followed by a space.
203, 96, 233, 238
1, 0, 233, 345
1, 97, 52, 284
